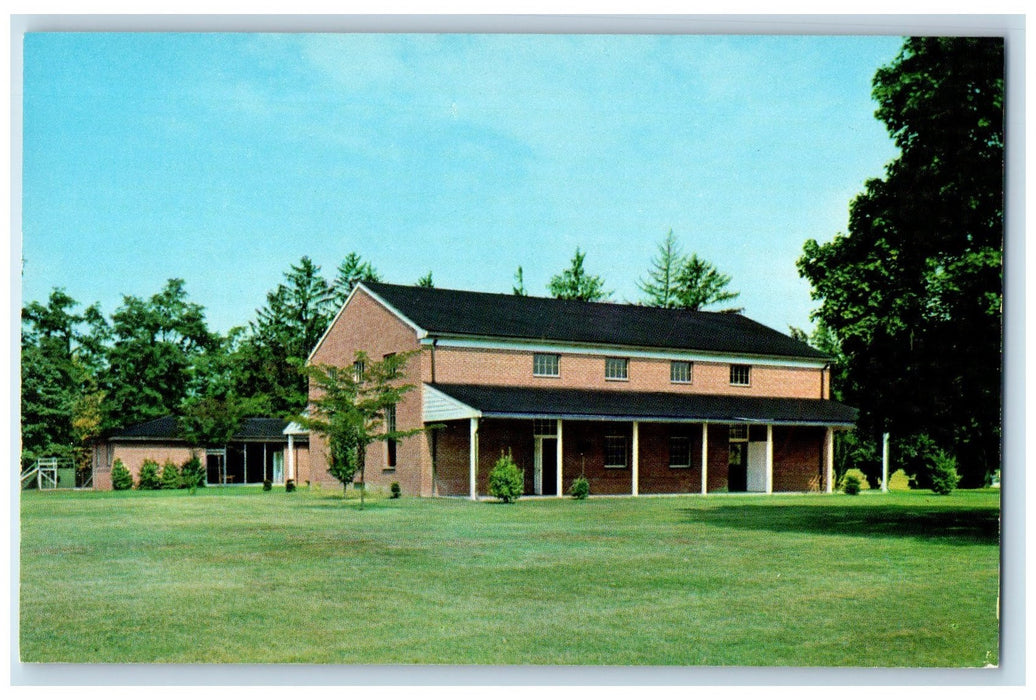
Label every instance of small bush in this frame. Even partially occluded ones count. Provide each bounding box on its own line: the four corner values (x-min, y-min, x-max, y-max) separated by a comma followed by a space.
843, 474, 861, 495
160, 460, 182, 490
390, 482, 401, 499
285, 479, 296, 493
929, 450, 960, 495
569, 475, 590, 500
111, 459, 133, 491
180, 456, 205, 492
488, 453, 524, 503
263, 479, 272, 491
137, 459, 161, 490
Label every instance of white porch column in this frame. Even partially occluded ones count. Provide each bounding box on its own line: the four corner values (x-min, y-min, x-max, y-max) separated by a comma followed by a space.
469, 418, 479, 501
287, 434, 295, 481
632, 421, 640, 496
701, 422, 709, 495
881, 432, 890, 492
556, 419, 564, 498
765, 424, 774, 494
825, 427, 835, 494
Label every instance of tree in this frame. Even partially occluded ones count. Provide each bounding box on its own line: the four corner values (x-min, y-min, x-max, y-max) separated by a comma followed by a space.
328, 252, 381, 309
512, 266, 527, 296
547, 248, 610, 302
797, 38, 1003, 488
416, 271, 434, 288
299, 350, 429, 509
237, 257, 334, 414
102, 279, 214, 430
20, 289, 109, 467
639, 231, 741, 311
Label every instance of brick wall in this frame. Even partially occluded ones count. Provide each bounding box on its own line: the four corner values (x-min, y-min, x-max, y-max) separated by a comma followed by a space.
309, 288, 431, 495
432, 345, 823, 399
637, 423, 704, 494
104, 443, 197, 488
772, 426, 825, 492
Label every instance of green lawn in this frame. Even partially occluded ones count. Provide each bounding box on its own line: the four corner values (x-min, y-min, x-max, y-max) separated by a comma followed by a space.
19, 487, 1000, 666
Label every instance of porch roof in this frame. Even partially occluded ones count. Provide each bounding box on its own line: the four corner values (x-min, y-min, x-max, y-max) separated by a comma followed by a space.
424, 383, 857, 427
109, 416, 297, 442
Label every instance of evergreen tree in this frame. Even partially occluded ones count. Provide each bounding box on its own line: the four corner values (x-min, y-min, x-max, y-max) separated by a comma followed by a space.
328, 252, 381, 308
512, 266, 527, 296
416, 271, 434, 288
671, 254, 742, 312
547, 248, 610, 302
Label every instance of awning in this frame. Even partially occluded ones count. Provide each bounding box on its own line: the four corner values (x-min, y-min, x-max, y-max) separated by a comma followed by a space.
424, 383, 857, 427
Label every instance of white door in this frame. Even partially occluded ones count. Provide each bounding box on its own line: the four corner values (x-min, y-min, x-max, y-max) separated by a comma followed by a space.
747, 441, 768, 492
273, 451, 284, 484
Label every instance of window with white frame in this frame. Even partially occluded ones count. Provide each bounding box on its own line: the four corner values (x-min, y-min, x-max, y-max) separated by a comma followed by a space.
728, 424, 749, 441
352, 359, 365, 382
533, 353, 560, 377
605, 357, 629, 381
730, 364, 751, 386
670, 360, 692, 384
532, 418, 557, 436
669, 436, 691, 468
604, 435, 627, 468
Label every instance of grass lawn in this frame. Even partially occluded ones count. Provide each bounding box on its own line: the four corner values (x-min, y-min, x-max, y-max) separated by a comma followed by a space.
19, 487, 1000, 666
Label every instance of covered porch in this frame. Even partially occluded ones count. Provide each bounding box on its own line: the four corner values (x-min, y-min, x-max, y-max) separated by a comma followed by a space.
424, 384, 857, 499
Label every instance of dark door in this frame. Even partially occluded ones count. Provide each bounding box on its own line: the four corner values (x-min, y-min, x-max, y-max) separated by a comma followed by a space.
728, 442, 747, 492
542, 438, 557, 496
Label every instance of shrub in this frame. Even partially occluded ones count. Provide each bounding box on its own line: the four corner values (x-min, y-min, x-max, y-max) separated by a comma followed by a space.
180, 456, 205, 493
929, 450, 960, 495
160, 460, 182, 490
263, 479, 272, 492
111, 459, 133, 491
137, 459, 161, 490
843, 474, 861, 496
569, 475, 590, 500
390, 482, 401, 499
285, 479, 296, 493
488, 453, 524, 503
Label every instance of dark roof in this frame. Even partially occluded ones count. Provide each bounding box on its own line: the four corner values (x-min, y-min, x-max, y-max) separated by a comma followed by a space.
110, 416, 294, 442
432, 383, 857, 426
364, 281, 828, 360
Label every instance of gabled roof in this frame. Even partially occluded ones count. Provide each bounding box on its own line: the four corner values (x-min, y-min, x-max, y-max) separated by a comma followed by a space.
362, 281, 828, 360
426, 383, 857, 427
110, 416, 295, 442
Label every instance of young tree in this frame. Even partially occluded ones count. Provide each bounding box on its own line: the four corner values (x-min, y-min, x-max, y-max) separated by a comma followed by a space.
300, 350, 428, 509
512, 266, 527, 296
416, 271, 434, 288
547, 247, 610, 302
797, 37, 1004, 487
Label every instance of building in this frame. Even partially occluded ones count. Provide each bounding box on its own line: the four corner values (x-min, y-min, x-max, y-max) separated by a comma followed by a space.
91, 416, 309, 490
304, 281, 857, 498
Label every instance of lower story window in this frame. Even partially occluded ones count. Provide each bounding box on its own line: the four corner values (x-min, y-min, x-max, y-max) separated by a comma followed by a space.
604, 435, 627, 468
669, 436, 691, 468
385, 404, 397, 469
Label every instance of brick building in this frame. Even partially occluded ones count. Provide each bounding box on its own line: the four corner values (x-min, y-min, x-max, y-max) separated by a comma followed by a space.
303, 282, 857, 498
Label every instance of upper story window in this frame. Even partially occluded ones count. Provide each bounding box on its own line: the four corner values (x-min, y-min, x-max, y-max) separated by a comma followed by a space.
605, 357, 629, 381
352, 360, 365, 382
533, 353, 560, 377
670, 360, 692, 384
604, 435, 628, 468
730, 364, 751, 386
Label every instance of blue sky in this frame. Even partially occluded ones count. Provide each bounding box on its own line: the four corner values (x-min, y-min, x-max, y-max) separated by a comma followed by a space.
21, 32, 903, 336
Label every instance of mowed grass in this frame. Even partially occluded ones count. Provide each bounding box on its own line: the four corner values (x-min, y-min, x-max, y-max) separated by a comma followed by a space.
20, 487, 1000, 666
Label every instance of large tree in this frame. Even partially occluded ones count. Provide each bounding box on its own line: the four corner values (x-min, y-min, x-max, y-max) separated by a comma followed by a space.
327, 251, 381, 309
797, 37, 1004, 487
102, 279, 214, 430
237, 257, 335, 414
547, 247, 610, 302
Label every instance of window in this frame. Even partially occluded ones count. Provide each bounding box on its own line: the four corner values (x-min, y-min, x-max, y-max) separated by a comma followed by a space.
533, 353, 560, 377
605, 357, 629, 381
533, 418, 557, 436
669, 436, 691, 468
730, 364, 751, 386
352, 359, 365, 382
604, 435, 627, 468
385, 404, 397, 469
670, 360, 692, 384
729, 424, 749, 442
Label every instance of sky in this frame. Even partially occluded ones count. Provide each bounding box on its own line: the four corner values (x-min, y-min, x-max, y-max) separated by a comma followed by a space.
20, 32, 904, 336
